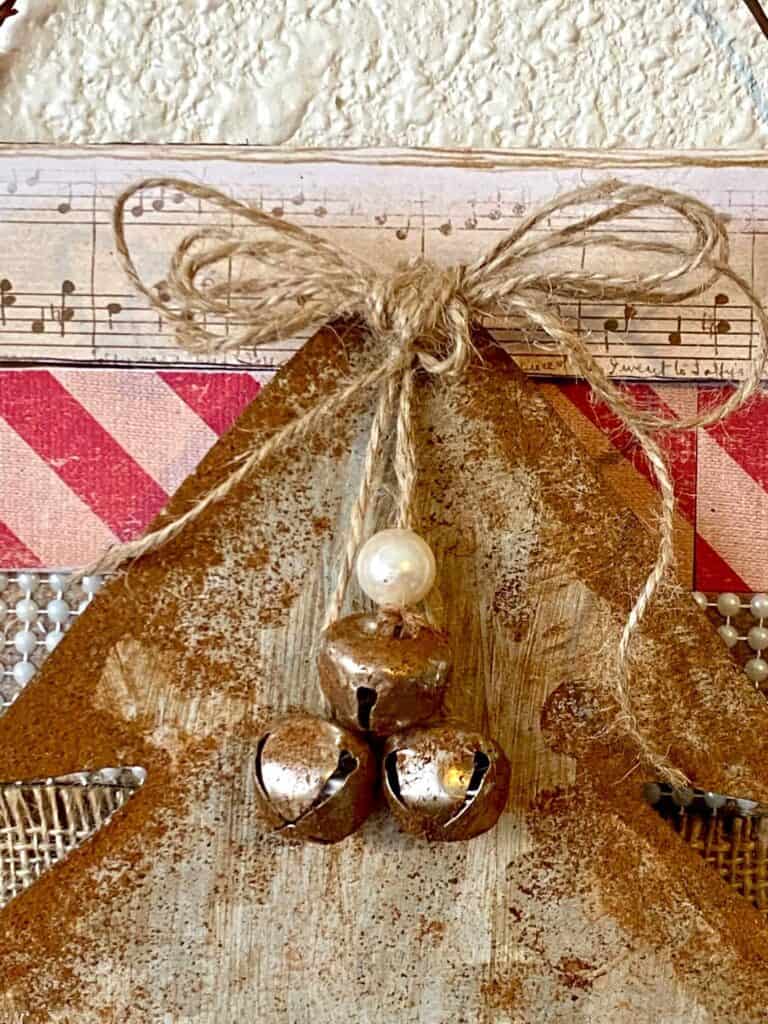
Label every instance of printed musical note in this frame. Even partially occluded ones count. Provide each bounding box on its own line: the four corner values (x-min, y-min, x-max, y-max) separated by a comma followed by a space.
151, 187, 165, 213
669, 316, 683, 345
623, 304, 637, 332
374, 213, 388, 226
701, 292, 731, 353
314, 192, 328, 218
51, 280, 76, 337
0, 278, 15, 326
57, 187, 72, 215
130, 193, 145, 218
714, 293, 731, 336
6, 170, 17, 195
395, 219, 411, 241
488, 194, 502, 221
465, 201, 478, 230
30, 307, 45, 334
106, 301, 122, 329
270, 203, 284, 218
291, 190, 305, 206
25, 169, 40, 188
438, 218, 453, 236
172, 191, 185, 205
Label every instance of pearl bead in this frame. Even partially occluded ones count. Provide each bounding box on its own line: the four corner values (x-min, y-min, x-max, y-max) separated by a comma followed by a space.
356, 528, 436, 608
745, 657, 768, 684
12, 660, 35, 686
717, 592, 742, 617
14, 598, 38, 623
751, 593, 768, 620
81, 575, 102, 595
13, 630, 36, 656
692, 591, 708, 610
0, 599, 6, 619
15, 572, 37, 594
46, 598, 69, 624
718, 624, 739, 649
47, 573, 68, 593
704, 791, 727, 811
44, 631, 62, 652
748, 625, 768, 651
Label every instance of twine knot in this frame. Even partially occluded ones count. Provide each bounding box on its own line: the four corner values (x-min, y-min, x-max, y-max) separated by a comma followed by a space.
365, 258, 472, 378
104, 175, 768, 792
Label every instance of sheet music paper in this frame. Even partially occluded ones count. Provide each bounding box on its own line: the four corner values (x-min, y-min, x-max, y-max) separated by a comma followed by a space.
0, 146, 766, 381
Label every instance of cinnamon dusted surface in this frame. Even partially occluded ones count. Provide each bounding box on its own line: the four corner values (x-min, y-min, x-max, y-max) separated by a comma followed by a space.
1, 324, 768, 1021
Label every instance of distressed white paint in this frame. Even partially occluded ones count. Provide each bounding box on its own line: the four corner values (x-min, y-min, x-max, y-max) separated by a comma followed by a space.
0, 1, 766, 147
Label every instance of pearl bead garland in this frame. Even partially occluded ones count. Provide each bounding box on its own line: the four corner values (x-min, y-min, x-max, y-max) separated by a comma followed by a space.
356, 528, 436, 608
0, 570, 106, 708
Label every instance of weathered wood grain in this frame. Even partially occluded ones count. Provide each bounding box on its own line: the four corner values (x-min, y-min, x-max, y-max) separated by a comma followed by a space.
1, 324, 768, 1022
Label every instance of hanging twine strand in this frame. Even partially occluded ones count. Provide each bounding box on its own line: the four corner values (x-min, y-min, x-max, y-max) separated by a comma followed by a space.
323, 371, 400, 629
89, 175, 768, 789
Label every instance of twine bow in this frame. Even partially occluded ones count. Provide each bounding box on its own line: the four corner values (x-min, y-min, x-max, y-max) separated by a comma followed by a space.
96, 176, 768, 789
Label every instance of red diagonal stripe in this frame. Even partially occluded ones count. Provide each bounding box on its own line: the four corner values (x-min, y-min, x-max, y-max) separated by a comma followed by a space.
0, 520, 41, 568
158, 371, 261, 436
698, 385, 768, 492
0, 371, 168, 541
695, 531, 749, 592
556, 381, 697, 524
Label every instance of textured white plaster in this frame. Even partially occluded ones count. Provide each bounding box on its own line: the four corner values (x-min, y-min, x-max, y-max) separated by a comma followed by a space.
0, 0, 766, 146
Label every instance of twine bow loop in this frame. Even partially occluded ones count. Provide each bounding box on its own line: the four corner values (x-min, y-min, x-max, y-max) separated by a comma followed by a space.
107, 175, 768, 791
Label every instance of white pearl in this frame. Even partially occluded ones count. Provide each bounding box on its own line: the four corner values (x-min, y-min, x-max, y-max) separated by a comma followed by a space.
13, 630, 36, 656
15, 571, 37, 594
81, 575, 103, 595
751, 593, 768, 619
748, 626, 768, 651
746, 657, 768, 684
718, 624, 739, 649
717, 592, 742, 617
356, 528, 436, 608
46, 598, 69, 624
0, 598, 6, 619
692, 591, 708, 610
44, 630, 63, 652
14, 598, 38, 623
12, 660, 35, 686
47, 573, 68, 593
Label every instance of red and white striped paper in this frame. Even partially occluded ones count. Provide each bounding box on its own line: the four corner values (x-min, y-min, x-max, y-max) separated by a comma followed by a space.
1, 369, 767, 591
0, 369, 261, 569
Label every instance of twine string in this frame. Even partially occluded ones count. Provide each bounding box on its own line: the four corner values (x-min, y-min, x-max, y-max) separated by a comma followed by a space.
91, 176, 768, 789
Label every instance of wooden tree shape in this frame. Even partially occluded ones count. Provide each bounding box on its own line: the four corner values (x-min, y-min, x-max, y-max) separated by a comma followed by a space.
0, 324, 768, 1022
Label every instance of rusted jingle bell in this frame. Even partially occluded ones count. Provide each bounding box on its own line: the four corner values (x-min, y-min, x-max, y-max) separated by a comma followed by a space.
254, 713, 377, 844
382, 723, 510, 842
318, 612, 451, 736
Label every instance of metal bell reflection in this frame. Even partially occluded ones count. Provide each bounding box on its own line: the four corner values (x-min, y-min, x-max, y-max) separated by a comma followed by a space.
318, 613, 451, 736
254, 713, 377, 844
382, 722, 510, 842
